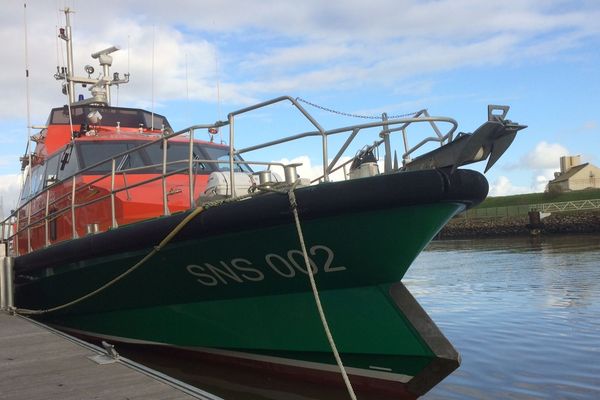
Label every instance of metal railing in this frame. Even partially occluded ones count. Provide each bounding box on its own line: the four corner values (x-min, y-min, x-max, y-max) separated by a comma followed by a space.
228, 96, 457, 182
531, 199, 600, 213
1, 95, 458, 257
458, 198, 600, 219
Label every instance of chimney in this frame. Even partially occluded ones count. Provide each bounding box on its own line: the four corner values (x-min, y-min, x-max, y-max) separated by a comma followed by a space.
560, 155, 581, 173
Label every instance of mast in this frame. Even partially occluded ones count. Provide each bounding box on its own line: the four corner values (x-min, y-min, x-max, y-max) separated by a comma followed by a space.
56, 8, 130, 107
63, 8, 75, 104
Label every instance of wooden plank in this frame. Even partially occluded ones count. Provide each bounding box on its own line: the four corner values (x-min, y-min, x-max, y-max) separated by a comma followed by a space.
0, 313, 213, 400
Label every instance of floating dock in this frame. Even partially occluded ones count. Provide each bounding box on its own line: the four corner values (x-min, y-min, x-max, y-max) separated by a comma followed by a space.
0, 312, 222, 400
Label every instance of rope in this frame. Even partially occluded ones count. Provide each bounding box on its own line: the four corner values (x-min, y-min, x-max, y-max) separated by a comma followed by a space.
14, 179, 358, 398
16, 206, 206, 315
264, 181, 358, 400
15, 190, 258, 316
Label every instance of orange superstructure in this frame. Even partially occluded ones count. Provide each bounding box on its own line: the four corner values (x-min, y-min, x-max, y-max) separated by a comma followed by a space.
15, 105, 238, 255
9, 10, 249, 256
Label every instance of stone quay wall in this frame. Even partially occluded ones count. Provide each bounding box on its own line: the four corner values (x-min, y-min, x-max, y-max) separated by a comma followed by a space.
439, 211, 600, 239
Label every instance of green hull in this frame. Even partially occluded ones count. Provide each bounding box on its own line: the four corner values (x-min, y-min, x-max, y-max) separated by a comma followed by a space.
17, 202, 464, 397
19, 203, 461, 311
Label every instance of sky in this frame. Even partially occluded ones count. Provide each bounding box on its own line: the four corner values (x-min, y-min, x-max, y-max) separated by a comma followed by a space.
1, 0, 599, 212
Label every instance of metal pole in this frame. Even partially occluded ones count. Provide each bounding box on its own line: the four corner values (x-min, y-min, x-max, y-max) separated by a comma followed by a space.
162, 137, 170, 215
0, 242, 6, 310
71, 176, 78, 239
14, 211, 20, 257
45, 190, 50, 247
1, 243, 14, 311
382, 113, 392, 173
188, 129, 194, 208
103, 64, 111, 105
401, 127, 411, 166
228, 115, 236, 197
5, 254, 13, 310
26, 202, 31, 253
64, 9, 75, 105
110, 159, 118, 228
322, 134, 329, 182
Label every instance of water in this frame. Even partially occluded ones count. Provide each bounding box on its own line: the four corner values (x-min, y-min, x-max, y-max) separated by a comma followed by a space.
409, 235, 600, 400
119, 234, 600, 399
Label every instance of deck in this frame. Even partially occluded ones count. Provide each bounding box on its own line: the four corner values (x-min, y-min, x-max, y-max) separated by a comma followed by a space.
0, 312, 222, 400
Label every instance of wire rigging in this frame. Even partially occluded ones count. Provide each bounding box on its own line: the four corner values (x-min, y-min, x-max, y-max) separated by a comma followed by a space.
22, 2, 33, 200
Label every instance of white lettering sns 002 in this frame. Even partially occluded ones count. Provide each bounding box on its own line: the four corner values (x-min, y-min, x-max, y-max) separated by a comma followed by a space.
186, 245, 346, 286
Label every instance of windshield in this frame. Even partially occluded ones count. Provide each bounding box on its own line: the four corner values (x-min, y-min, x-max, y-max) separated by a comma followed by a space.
76, 141, 251, 174
48, 106, 171, 130
202, 145, 253, 173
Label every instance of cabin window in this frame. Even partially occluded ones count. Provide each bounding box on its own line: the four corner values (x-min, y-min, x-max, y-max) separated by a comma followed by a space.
18, 163, 45, 205
144, 142, 208, 173
20, 174, 31, 204
76, 141, 251, 175
49, 106, 171, 129
78, 142, 138, 173
201, 145, 252, 173
57, 145, 79, 180
77, 141, 208, 174
30, 165, 45, 196
44, 154, 60, 187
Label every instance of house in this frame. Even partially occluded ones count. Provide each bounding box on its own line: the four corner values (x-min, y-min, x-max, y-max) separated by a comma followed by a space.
547, 155, 600, 192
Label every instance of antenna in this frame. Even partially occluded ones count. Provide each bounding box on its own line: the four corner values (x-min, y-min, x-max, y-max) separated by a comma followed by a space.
21, 1, 33, 208
23, 2, 31, 146
55, 8, 129, 107
215, 48, 223, 144
151, 25, 155, 130
62, 7, 76, 104
91, 46, 120, 59
185, 52, 190, 127
127, 34, 131, 79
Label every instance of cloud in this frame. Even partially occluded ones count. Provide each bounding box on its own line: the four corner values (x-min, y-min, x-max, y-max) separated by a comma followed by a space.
501, 141, 570, 193
520, 141, 569, 170
533, 174, 551, 193
489, 176, 530, 196
3, 1, 600, 122
0, 174, 23, 218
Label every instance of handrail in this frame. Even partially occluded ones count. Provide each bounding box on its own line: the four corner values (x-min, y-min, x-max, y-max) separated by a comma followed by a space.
1, 94, 460, 256
1, 158, 287, 252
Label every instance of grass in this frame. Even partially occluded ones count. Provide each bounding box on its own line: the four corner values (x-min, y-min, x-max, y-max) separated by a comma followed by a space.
478, 188, 600, 209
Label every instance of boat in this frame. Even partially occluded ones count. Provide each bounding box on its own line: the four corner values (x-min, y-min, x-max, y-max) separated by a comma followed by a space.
2, 9, 526, 399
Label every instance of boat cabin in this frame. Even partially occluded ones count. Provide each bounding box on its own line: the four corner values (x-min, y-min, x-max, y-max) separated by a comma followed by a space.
16, 105, 249, 255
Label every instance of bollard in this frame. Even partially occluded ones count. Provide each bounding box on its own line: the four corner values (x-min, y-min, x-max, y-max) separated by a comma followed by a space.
527, 210, 542, 236
256, 170, 272, 188
528, 210, 541, 226
0, 247, 5, 311
0, 242, 14, 311
5, 255, 14, 310
284, 163, 302, 185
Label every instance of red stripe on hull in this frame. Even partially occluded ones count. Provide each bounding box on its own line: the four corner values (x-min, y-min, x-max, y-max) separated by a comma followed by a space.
166, 346, 418, 400
67, 330, 418, 399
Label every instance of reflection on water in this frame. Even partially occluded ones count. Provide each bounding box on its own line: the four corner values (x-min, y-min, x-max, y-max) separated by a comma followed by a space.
119, 235, 600, 399
408, 234, 600, 400
115, 344, 354, 400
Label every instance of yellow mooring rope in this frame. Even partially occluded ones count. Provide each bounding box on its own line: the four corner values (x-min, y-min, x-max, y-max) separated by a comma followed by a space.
15, 183, 359, 399
259, 181, 358, 399
286, 182, 359, 400
15, 206, 206, 315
